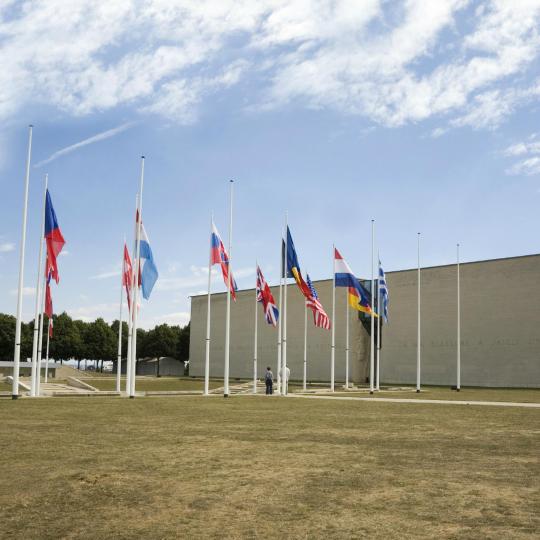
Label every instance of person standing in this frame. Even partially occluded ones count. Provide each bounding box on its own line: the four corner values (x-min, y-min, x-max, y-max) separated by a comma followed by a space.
265, 366, 274, 395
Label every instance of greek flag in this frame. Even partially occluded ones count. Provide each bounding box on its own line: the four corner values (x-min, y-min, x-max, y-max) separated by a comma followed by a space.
379, 261, 389, 323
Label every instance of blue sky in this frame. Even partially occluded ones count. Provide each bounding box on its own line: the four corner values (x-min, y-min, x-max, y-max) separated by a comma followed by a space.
1, 0, 539, 328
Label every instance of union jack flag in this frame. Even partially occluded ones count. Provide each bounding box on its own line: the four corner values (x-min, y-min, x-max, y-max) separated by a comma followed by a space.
306, 274, 331, 330
256, 265, 279, 327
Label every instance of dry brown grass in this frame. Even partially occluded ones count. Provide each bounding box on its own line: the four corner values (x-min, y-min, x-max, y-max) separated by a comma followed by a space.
0, 396, 538, 539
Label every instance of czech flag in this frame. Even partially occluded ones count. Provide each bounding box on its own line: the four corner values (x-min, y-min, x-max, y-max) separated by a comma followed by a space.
44, 190, 65, 283
211, 221, 238, 300
44, 271, 54, 337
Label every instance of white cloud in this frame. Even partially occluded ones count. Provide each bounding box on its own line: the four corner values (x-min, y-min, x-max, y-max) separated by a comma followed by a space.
503, 133, 540, 176
90, 269, 121, 280
34, 122, 134, 167
0, 1, 539, 132
0, 242, 15, 252
141, 311, 190, 329
10, 286, 35, 296
67, 303, 118, 322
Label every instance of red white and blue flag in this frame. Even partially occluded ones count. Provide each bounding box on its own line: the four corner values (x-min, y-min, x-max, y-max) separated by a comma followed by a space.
122, 242, 133, 309
211, 221, 238, 300
306, 274, 331, 330
44, 189, 65, 283
256, 265, 279, 327
44, 271, 54, 337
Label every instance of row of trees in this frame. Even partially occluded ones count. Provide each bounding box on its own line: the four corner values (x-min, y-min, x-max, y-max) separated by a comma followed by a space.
0, 312, 190, 363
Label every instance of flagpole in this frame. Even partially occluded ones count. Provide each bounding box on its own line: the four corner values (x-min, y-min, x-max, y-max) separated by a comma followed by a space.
277, 238, 283, 395
12, 125, 33, 399
376, 250, 381, 391
416, 232, 421, 393
125, 194, 138, 395
130, 157, 145, 398
303, 296, 307, 392
36, 268, 47, 396
223, 180, 233, 398
282, 213, 288, 396
331, 244, 335, 392
204, 213, 213, 396
44, 320, 51, 383
456, 243, 461, 392
116, 242, 124, 393
345, 289, 349, 389
370, 220, 375, 395
30, 173, 47, 396
253, 262, 258, 394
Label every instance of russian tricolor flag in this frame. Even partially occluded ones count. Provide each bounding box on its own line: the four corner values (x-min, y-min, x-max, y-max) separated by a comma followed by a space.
44, 189, 65, 283
211, 221, 237, 300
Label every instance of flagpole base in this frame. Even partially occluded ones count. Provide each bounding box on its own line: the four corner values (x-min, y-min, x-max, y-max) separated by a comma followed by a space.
369, 390, 374, 395
224, 394, 229, 398
416, 389, 420, 393
12, 394, 19, 400
129, 395, 135, 399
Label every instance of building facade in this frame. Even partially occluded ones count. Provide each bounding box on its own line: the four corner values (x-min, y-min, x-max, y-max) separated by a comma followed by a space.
189, 254, 540, 388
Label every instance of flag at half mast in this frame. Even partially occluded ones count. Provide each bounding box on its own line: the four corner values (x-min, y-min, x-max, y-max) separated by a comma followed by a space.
334, 248, 374, 315
135, 211, 159, 300
379, 260, 389, 322
306, 274, 331, 330
44, 189, 65, 283
256, 265, 279, 326
211, 221, 238, 300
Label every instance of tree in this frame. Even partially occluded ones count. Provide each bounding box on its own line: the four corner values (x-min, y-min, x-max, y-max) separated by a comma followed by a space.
176, 323, 190, 361
49, 312, 83, 362
0, 313, 16, 361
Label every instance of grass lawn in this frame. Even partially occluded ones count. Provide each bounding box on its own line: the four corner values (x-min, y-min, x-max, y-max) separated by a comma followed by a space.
326, 386, 540, 403
0, 396, 538, 539
0, 381, 11, 392
86, 376, 223, 392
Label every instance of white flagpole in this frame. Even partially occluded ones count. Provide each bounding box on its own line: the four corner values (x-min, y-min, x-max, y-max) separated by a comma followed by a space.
223, 180, 233, 398
303, 298, 307, 392
416, 232, 421, 393
204, 213, 213, 396
276, 240, 283, 395
44, 320, 51, 383
12, 125, 33, 399
253, 262, 258, 394
457, 243, 461, 392
370, 220, 375, 394
116, 242, 124, 393
130, 157, 145, 398
30, 173, 47, 396
125, 194, 138, 395
345, 289, 349, 390
36, 268, 47, 396
331, 244, 336, 392
282, 214, 288, 396
376, 251, 381, 391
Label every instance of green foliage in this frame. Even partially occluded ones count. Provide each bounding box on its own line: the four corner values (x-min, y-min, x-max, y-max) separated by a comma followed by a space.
0, 312, 190, 362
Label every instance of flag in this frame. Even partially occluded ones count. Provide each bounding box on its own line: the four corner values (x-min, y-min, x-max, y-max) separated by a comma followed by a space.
44, 272, 54, 337
122, 243, 133, 309
379, 260, 389, 322
136, 212, 159, 300
256, 266, 279, 327
334, 248, 374, 315
44, 189, 65, 283
306, 274, 331, 330
284, 226, 310, 297
211, 221, 238, 300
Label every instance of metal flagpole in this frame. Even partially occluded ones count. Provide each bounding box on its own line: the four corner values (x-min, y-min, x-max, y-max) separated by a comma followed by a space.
36, 268, 47, 396
44, 320, 51, 383
282, 214, 288, 396
116, 242, 124, 393
303, 298, 307, 392
204, 213, 213, 396
370, 220, 375, 394
130, 157, 145, 398
30, 173, 47, 396
12, 125, 33, 399
331, 244, 336, 392
345, 289, 349, 389
223, 180, 233, 398
376, 252, 381, 391
276, 239, 283, 395
457, 243, 461, 392
253, 262, 258, 394
125, 194, 138, 395
416, 232, 421, 393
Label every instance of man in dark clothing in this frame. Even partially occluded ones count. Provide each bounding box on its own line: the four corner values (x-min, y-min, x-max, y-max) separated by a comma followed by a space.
265, 367, 274, 395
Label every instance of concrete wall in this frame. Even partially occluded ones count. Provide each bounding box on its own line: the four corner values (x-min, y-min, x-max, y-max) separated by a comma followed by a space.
190, 254, 540, 388
381, 254, 540, 388
189, 280, 370, 383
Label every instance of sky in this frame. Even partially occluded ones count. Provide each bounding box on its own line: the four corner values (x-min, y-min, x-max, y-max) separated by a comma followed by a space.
0, 0, 539, 329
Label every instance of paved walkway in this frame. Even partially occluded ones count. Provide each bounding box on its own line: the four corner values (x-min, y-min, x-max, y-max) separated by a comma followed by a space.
289, 394, 540, 408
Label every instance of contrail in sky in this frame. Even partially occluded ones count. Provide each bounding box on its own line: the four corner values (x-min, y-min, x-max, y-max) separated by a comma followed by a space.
34, 121, 135, 168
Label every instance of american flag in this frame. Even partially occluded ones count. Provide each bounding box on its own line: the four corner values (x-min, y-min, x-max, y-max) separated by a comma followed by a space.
305, 274, 331, 330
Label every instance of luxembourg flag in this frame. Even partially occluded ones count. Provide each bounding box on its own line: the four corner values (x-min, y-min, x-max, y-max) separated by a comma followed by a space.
44, 189, 65, 283
334, 248, 374, 315
136, 213, 158, 300
211, 221, 238, 300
